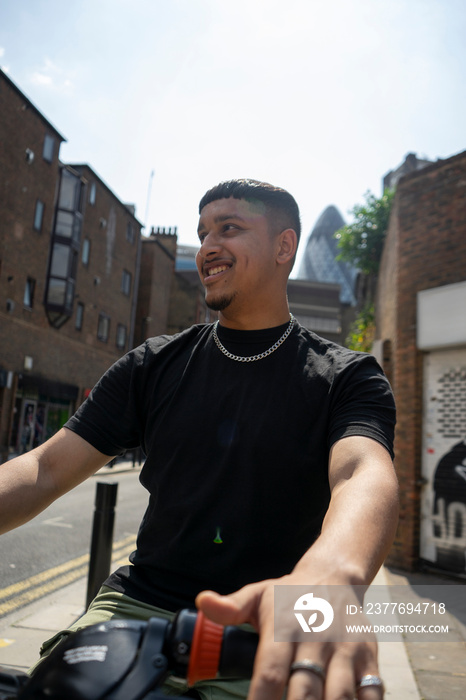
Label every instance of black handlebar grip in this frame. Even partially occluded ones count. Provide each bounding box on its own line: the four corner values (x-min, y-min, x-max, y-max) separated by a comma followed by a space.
218, 625, 259, 679
187, 611, 259, 686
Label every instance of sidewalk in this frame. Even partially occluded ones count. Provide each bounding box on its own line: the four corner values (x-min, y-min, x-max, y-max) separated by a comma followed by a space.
1, 542, 465, 697
382, 566, 466, 699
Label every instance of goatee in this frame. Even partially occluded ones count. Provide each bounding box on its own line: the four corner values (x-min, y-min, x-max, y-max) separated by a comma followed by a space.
206, 292, 237, 311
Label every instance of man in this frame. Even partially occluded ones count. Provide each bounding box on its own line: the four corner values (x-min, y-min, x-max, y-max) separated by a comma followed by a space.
0, 179, 398, 699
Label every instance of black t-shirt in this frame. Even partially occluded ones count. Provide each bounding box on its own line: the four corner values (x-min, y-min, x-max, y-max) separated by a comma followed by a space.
65, 321, 396, 610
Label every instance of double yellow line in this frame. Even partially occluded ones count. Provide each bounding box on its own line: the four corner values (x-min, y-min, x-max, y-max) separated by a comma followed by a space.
0, 535, 137, 618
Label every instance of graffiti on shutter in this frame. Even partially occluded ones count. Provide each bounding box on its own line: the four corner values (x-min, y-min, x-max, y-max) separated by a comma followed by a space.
420, 350, 466, 574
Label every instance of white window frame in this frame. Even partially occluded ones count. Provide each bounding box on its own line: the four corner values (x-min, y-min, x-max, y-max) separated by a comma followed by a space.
24, 277, 36, 308
43, 134, 55, 163
33, 200, 45, 232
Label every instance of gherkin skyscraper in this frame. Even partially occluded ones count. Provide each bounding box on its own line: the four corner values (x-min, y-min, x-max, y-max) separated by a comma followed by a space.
298, 205, 358, 306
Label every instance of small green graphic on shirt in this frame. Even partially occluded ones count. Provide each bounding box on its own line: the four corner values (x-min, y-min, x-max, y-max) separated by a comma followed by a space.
214, 527, 223, 544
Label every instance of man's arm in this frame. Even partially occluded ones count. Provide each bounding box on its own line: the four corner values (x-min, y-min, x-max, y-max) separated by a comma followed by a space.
294, 434, 399, 586
0, 427, 113, 535
196, 435, 399, 699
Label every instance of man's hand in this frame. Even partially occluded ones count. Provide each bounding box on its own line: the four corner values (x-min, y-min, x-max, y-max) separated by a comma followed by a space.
196, 574, 383, 700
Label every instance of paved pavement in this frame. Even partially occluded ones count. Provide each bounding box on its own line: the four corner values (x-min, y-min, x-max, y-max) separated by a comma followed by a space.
381, 566, 466, 699
0, 462, 465, 697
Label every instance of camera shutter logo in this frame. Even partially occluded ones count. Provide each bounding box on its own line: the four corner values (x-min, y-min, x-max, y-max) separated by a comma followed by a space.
294, 592, 334, 633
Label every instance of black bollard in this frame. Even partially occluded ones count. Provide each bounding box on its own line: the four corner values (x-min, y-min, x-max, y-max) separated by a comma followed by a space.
86, 481, 118, 609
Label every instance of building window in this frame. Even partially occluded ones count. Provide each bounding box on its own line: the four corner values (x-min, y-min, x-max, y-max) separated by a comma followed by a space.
121, 269, 132, 296
50, 242, 72, 277
81, 238, 91, 265
44, 167, 84, 329
24, 277, 36, 308
33, 200, 45, 232
45, 277, 75, 308
294, 314, 341, 334
43, 134, 55, 163
116, 323, 127, 350
55, 210, 76, 239
97, 313, 110, 342
89, 182, 96, 205
58, 168, 84, 215
126, 222, 134, 244
75, 302, 84, 330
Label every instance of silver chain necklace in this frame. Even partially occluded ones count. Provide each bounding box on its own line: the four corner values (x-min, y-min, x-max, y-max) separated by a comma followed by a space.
212, 314, 295, 362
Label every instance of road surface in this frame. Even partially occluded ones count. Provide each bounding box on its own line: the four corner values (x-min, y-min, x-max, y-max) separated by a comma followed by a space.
0, 467, 147, 618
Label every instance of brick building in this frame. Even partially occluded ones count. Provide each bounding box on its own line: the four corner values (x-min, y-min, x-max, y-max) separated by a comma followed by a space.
383, 152, 432, 191
168, 243, 218, 335
375, 149, 466, 575
69, 164, 142, 355
134, 228, 178, 344
0, 70, 141, 458
134, 233, 220, 349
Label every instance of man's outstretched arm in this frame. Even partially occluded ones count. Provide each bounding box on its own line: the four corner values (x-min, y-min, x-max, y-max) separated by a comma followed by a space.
196, 434, 399, 700
0, 428, 113, 535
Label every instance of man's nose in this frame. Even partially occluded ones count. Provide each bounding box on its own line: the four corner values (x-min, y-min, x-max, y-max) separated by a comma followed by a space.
198, 232, 221, 258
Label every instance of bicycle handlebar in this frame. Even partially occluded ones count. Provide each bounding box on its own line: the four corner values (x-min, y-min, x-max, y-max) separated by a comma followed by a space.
0, 609, 259, 699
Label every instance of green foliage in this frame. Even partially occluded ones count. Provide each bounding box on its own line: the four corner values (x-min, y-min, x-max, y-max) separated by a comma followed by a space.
335, 189, 395, 275
345, 304, 375, 352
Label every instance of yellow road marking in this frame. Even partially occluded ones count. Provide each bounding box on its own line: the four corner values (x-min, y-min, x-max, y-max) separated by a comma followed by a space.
0, 535, 136, 617
0, 638, 15, 648
0, 535, 135, 600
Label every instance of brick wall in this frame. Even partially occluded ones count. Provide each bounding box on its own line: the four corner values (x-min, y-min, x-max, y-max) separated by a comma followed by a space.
376, 150, 466, 569
135, 232, 177, 344
69, 165, 142, 353
0, 69, 63, 334
167, 270, 208, 334
0, 71, 143, 456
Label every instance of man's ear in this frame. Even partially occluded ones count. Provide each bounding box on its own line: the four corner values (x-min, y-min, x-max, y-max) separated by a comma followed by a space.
276, 228, 298, 266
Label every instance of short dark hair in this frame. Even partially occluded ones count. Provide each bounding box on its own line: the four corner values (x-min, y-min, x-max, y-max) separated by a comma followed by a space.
198, 178, 301, 244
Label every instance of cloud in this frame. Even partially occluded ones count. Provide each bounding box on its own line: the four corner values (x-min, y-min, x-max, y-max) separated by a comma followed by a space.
31, 71, 53, 86
28, 57, 74, 92
0, 47, 5, 58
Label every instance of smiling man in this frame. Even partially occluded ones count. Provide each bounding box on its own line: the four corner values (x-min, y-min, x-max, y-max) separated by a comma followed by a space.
0, 179, 398, 700
195, 182, 299, 327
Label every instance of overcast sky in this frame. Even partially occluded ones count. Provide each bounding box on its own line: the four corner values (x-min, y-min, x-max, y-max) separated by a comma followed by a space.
1, 0, 465, 273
